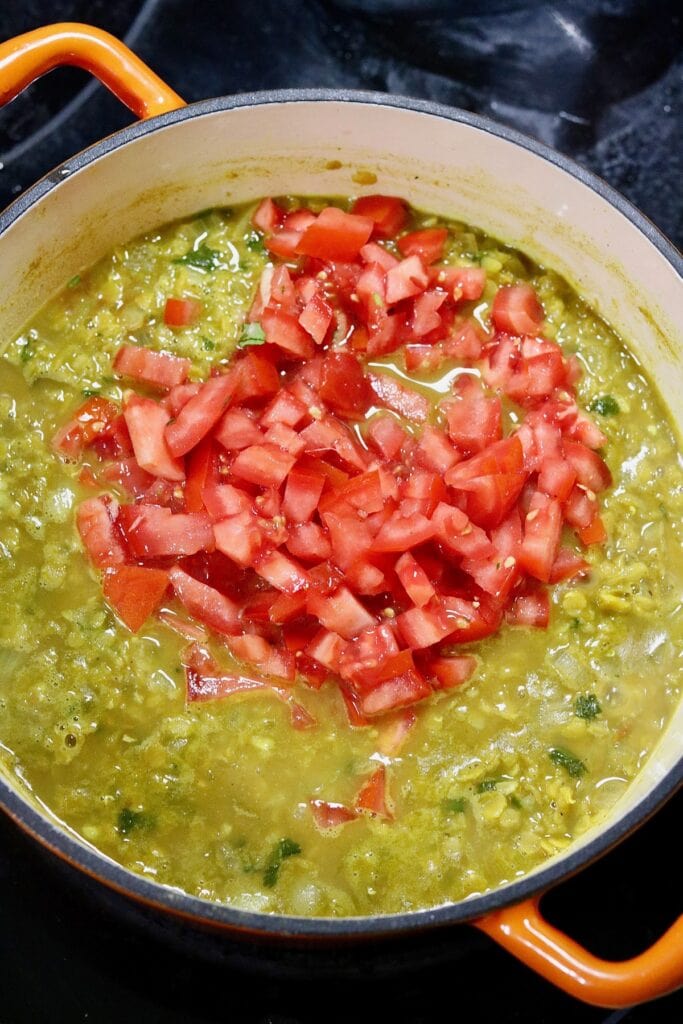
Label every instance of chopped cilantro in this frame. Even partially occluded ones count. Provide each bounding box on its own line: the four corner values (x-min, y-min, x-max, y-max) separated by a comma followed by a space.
116, 807, 154, 835
570, 617, 582, 630
443, 797, 468, 814
173, 244, 223, 272
19, 342, 33, 363
508, 795, 523, 810
589, 394, 620, 417
67, 274, 81, 288
549, 747, 587, 778
202, 338, 215, 351
239, 321, 266, 347
81, 388, 100, 398
263, 837, 301, 888
575, 693, 601, 720
246, 231, 265, 253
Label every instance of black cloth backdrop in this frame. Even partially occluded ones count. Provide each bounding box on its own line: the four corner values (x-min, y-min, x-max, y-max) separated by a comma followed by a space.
0, 2, 681, 1022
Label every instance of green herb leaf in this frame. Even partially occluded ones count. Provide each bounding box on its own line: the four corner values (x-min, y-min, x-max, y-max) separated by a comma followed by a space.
476, 777, 503, 793
589, 394, 620, 417
262, 837, 301, 888
117, 807, 154, 835
246, 231, 265, 253
442, 797, 468, 814
239, 321, 266, 347
508, 795, 523, 810
67, 274, 81, 288
81, 388, 100, 398
19, 343, 33, 363
575, 693, 601, 720
173, 244, 223, 272
202, 338, 215, 351
549, 747, 587, 778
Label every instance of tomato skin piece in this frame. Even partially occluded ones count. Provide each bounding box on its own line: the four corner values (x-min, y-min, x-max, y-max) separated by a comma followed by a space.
77, 496, 127, 568
183, 643, 267, 702
119, 505, 214, 559
352, 195, 407, 237
318, 351, 374, 419
368, 372, 429, 423
228, 634, 295, 681
113, 345, 191, 391
296, 206, 374, 261
52, 397, 120, 460
231, 444, 297, 488
549, 548, 590, 583
428, 655, 477, 690
164, 297, 202, 327
168, 566, 241, 636
310, 800, 358, 830
397, 227, 448, 265
355, 765, 393, 818
491, 284, 544, 336
165, 371, 237, 457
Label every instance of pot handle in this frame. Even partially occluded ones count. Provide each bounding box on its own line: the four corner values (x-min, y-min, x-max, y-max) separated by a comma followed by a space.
0, 22, 184, 119
474, 897, 683, 1008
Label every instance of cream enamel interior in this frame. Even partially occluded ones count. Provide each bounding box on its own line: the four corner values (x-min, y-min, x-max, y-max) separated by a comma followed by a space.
0, 97, 681, 904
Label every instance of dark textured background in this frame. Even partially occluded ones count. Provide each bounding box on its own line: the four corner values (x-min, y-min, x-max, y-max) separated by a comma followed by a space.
0, 2, 681, 1021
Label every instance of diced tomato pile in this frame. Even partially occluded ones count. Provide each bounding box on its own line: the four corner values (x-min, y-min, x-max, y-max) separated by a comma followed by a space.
57, 196, 610, 741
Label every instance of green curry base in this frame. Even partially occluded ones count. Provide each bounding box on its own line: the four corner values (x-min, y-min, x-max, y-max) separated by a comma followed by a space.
0, 200, 681, 917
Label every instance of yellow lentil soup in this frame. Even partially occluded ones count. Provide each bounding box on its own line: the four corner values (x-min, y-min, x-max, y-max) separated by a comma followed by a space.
0, 197, 681, 917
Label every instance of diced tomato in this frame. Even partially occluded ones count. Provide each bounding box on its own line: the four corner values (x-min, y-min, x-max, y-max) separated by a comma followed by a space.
228, 634, 295, 680
298, 293, 334, 345
231, 444, 296, 488
563, 484, 597, 530
231, 352, 280, 406
214, 408, 263, 450
165, 370, 236, 457
376, 708, 417, 754
441, 593, 503, 644
166, 382, 201, 418
345, 561, 386, 595
324, 469, 384, 516
445, 437, 527, 529
184, 437, 213, 513
460, 551, 518, 602
397, 227, 448, 265
411, 290, 447, 337
385, 255, 429, 305
286, 522, 332, 562
518, 493, 563, 582
538, 456, 577, 502
563, 441, 612, 493
102, 458, 154, 498
338, 623, 400, 687
359, 242, 399, 272
578, 514, 607, 546
122, 395, 184, 482
431, 502, 494, 560
113, 345, 191, 391
365, 414, 409, 460
118, 505, 213, 559
183, 643, 267, 702
307, 586, 376, 640
491, 284, 544, 336
262, 422, 306, 457
428, 654, 477, 690
352, 195, 407, 238
260, 390, 308, 430
305, 628, 345, 674
441, 266, 487, 302
299, 416, 369, 472
355, 765, 393, 818
254, 549, 310, 594
358, 650, 432, 716
395, 552, 436, 608
202, 481, 251, 520
396, 602, 455, 649
158, 609, 209, 643
414, 425, 460, 474
280, 467, 324, 523
444, 319, 485, 361
368, 372, 429, 423
213, 511, 264, 566
76, 496, 127, 568
318, 351, 374, 419
322, 510, 374, 569
549, 548, 590, 583
252, 196, 285, 233
506, 584, 550, 628
297, 206, 374, 261
168, 566, 240, 635
443, 377, 502, 455
164, 297, 202, 327
371, 511, 435, 552
310, 800, 358, 830
52, 397, 120, 460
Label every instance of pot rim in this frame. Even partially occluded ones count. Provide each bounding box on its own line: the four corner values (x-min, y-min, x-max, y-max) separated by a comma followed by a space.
0, 88, 681, 938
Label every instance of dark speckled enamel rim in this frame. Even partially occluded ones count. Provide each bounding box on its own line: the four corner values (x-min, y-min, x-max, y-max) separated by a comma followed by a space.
1, 89, 681, 939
